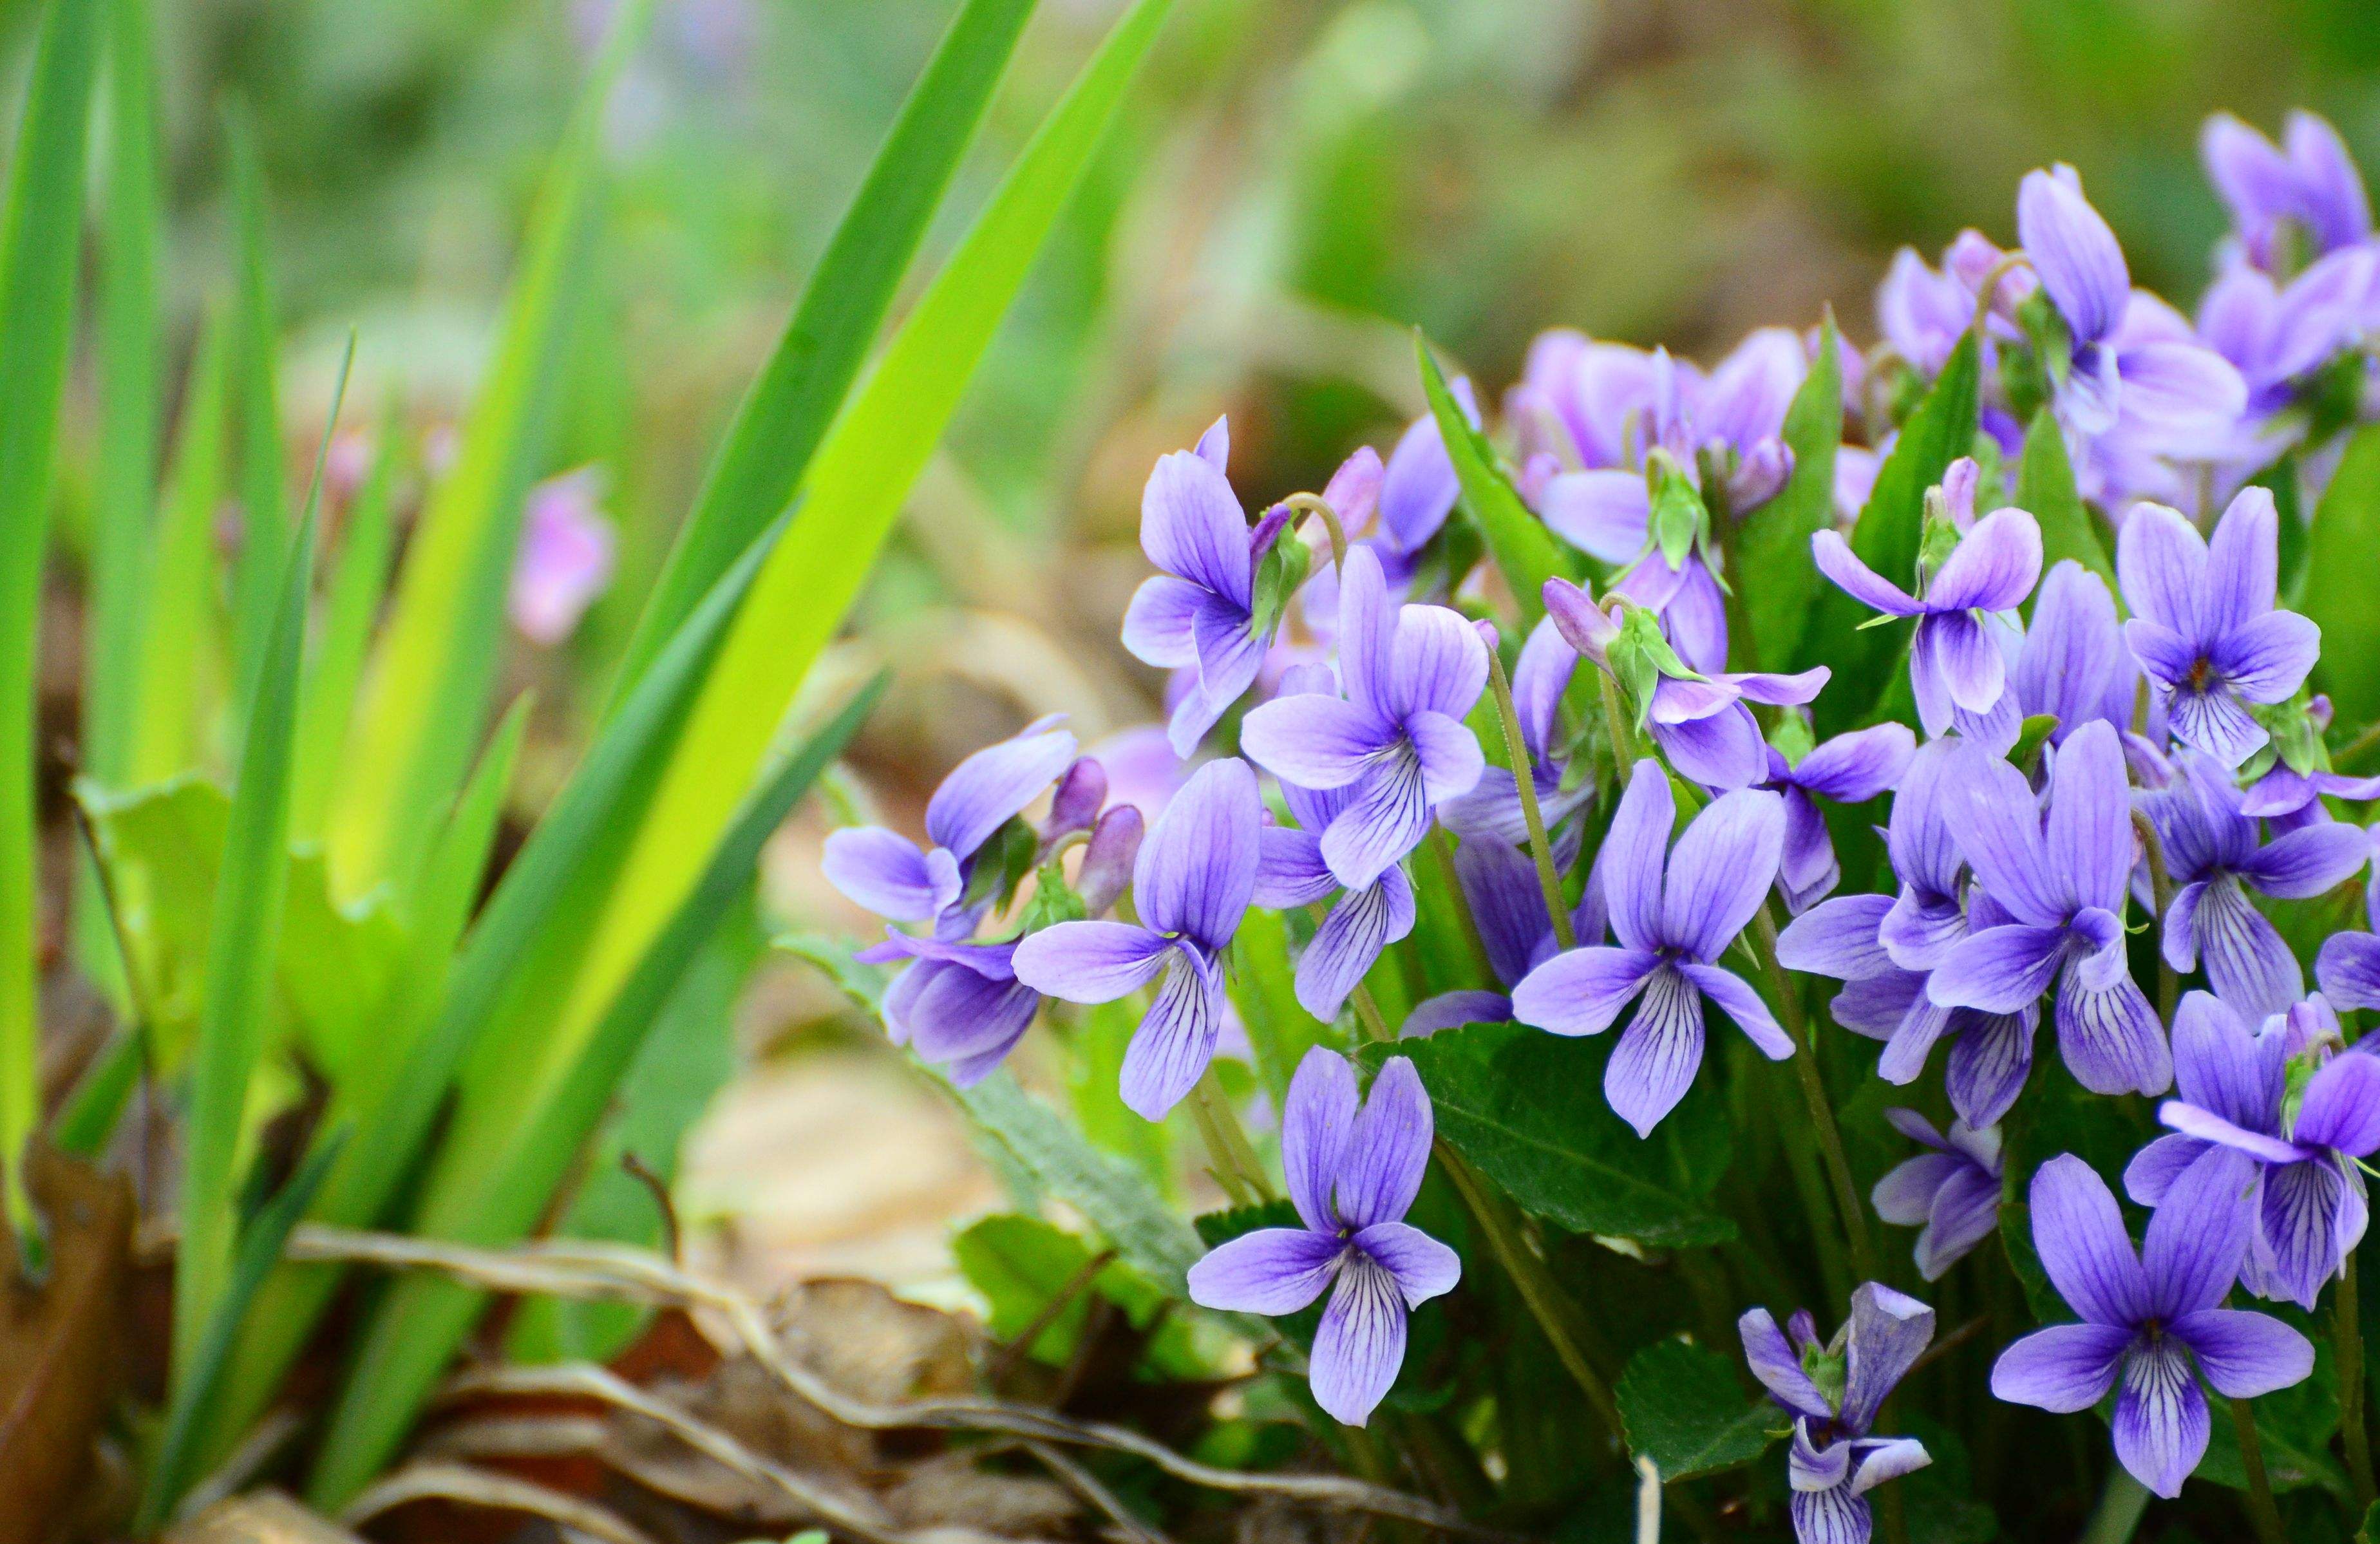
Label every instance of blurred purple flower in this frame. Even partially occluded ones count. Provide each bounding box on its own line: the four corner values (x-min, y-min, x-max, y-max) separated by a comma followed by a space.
509, 467, 616, 645
2202, 110, 2374, 272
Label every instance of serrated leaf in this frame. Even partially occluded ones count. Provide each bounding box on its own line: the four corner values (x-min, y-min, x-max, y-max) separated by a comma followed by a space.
2012, 406, 2112, 598
1418, 335, 1570, 628
1377, 1021, 1735, 1247
1616, 1337, 1779, 1482
1738, 312, 1841, 672
2305, 424, 2380, 737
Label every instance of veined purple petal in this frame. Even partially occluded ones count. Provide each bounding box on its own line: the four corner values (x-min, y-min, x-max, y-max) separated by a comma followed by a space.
1012, 922, 1173, 1002
1876, 996, 1957, 1086
1794, 725, 1917, 802
1882, 889, 1968, 973
1605, 966, 1708, 1137
1740, 1307, 1833, 1420
926, 727, 1080, 860
1356, 1220, 1461, 1306
1923, 612, 2007, 716
1648, 674, 1742, 725
1945, 1010, 2036, 1128
1336, 546, 1398, 722
2254, 1157, 2357, 1310
1296, 872, 1417, 1021
1135, 758, 1261, 948
2201, 487, 2280, 637
2111, 1337, 2209, 1498
1667, 559, 1732, 676
1511, 945, 1659, 1037
1241, 693, 1393, 791
2298, 1053, 2380, 1156
2125, 1133, 2209, 1208
1778, 892, 1896, 980
1886, 740, 1965, 903
2143, 1147, 2256, 1319
1728, 667, 1831, 708
1931, 507, 2044, 612
2030, 1154, 2149, 1326
1188, 596, 1266, 706
2019, 165, 2129, 344
2238, 819, 2368, 898
1811, 530, 1923, 616
1283, 1048, 1358, 1234
2056, 972, 2172, 1097
1337, 1056, 1433, 1229
1682, 962, 1795, 1060
1187, 1228, 1341, 1315
2158, 1101, 2307, 1166
1603, 761, 1674, 950
1849, 1436, 1932, 1498
1538, 469, 1650, 563
2047, 720, 2135, 913
1142, 448, 1252, 608
1122, 575, 1205, 668
1788, 1483, 1871, 1544
2166, 683, 2270, 770
1918, 1163, 2005, 1280
1992, 1322, 2132, 1412
1456, 837, 1556, 988
1399, 990, 1513, 1039
1945, 746, 2064, 927
1119, 948, 1228, 1119
1406, 710, 1486, 805
1310, 1255, 1408, 1426
2213, 610, 2321, 704
1842, 1284, 1935, 1431
1829, 970, 1926, 1042
1652, 706, 1771, 791
2015, 561, 2127, 734
2173, 1306, 2317, 1402
2318, 932, 2380, 1009
1874, 1153, 1961, 1225
2193, 879, 2303, 1022
1931, 925, 2069, 1013
1320, 748, 1432, 889
1390, 605, 1490, 722
1663, 788, 1786, 960
2168, 990, 2282, 1131
2117, 502, 2207, 639
822, 827, 962, 923
1254, 825, 1338, 910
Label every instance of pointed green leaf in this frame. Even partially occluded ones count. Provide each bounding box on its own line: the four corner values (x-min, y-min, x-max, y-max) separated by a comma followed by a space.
2013, 404, 2112, 597
1419, 334, 1571, 628
1735, 312, 1840, 672
2305, 424, 2380, 736
221, 112, 285, 726
292, 413, 399, 843
128, 310, 231, 785
1616, 1337, 1779, 1483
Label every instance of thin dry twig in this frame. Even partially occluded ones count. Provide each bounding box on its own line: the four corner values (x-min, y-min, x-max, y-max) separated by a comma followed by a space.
340, 1461, 659, 1544
287, 1225, 1502, 1538
175, 1407, 308, 1525
1024, 1439, 1174, 1544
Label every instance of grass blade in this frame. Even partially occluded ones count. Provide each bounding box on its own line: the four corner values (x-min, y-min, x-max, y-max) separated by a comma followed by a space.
128, 309, 232, 784
2305, 424, 2380, 735
326, 0, 652, 901
306, 674, 885, 1506
607, 0, 1037, 704
1419, 332, 1572, 629
222, 111, 286, 728
2012, 404, 2113, 596
0, 0, 107, 1250
292, 410, 399, 843
1733, 311, 1841, 672
171, 336, 350, 1377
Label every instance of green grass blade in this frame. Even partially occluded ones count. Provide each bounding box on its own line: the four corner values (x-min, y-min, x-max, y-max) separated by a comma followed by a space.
222, 111, 285, 729
1734, 312, 1841, 672
128, 310, 231, 784
2012, 404, 2114, 596
292, 410, 399, 843
306, 673, 883, 1507
2305, 424, 2380, 735
607, 0, 1037, 706
171, 337, 349, 1379
0, 0, 107, 1249
1419, 332, 1572, 630
326, 0, 652, 902
549, 0, 1175, 1077
137, 1131, 342, 1530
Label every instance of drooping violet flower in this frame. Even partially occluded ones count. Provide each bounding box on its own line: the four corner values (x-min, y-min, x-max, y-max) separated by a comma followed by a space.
1014, 758, 1261, 1117
1645, 663, 1833, 792
1991, 1150, 2312, 1498
1187, 1048, 1460, 1426
2117, 489, 2319, 769
1440, 616, 1594, 845
2016, 166, 2247, 454
2202, 109, 2374, 272
2125, 993, 2380, 1310
1536, 471, 1730, 675
2139, 751, 2367, 1019
1510, 761, 1793, 1136
1811, 504, 2043, 737
1929, 722, 2171, 1096
1122, 420, 1290, 757
1241, 545, 1488, 888
2239, 761, 2380, 829
1761, 723, 1916, 912
509, 467, 616, 645
1873, 1110, 2003, 1280
1739, 1283, 1934, 1544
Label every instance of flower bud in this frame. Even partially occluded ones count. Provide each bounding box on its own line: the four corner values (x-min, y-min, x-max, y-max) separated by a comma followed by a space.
1041, 757, 1107, 847
1077, 805, 1144, 917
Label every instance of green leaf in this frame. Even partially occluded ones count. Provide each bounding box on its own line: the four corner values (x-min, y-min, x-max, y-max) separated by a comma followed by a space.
2012, 405, 2112, 596
2361, 1499, 2380, 1544
2305, 424, 2380, 736
1737, 312, 1841, 672
327, 0, 652, 901
1809, 333, 1980, 734
2195, 1339, 2345, 1497
0, 0, 106, 1248
128, 308, 231, 785
1615, 1337, 1779, 1482
948, 1069, 1205, 1297
1418, 334, 1570, 629
292, 412, 399, 843
954, 1212, 1200, 1377
303, 674, 882, 1508
221, 111, 285, 727
607, 0, 1039, 705
76, 777, 228, 1050
1379, 1021, 1735, 1247
1228, 907, 1334, 1109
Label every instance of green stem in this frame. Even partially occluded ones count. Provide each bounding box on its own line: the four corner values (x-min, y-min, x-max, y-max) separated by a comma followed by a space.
1752, 906, 1876, 1284
2341, 1252, 2377, 1510
1596, 667, 1638, 787
2132, 813, 2178, 1022
1189, 1067, 1272, 1208
2229, 1396, 2288, 1544
1485, 649, 1574, 951
1280, 491, 1349, 570
2077, 1468, 2151, 1544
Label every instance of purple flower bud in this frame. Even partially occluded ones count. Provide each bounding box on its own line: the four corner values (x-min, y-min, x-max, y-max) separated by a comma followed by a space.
509, 467, 616, 646
1542, 577, 1618, 664
1041, 757, 1108, 846
1075, 804, 1142, 916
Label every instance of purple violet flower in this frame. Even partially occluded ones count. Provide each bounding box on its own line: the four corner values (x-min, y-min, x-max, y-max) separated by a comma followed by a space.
1929, 722, 2171, 1096
1811, 504, 2043, 737
1187, 1048, 1460, 1426
1990, 1149, 2313, 1498
2202, 110, 2374, 272
2126, 993, 2380, 1310
2009, 561, 2139, 746
2139, 751, 2368, 1020
509, 467, 616, 645
1873, 1110, 2003, 1281
1376, 379, 1478, 558
1014, 758, 1263, 1118
2117, 489, 2319, 769
1761, 723, 1917, 912
1739, 1283, 1935, 1544
1510, 760, 1793, 1136
1241, 545, 1489, 888
1439, 616, 1594, 845
2317, 845, 2380, 1009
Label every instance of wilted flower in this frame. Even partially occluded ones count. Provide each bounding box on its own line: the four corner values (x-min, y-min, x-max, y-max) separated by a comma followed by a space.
1740, 1283, 1935, 1544
1873, 1110, 2003, 1280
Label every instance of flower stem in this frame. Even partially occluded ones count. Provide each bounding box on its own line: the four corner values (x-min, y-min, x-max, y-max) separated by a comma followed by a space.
2229, 1396, 2289, 1544
2077, 1469, 2151, 1544
1751, 905, 1877, 1285
2131, 812, 2178, 1022
1189, 1067, 1272, 1208
2341, 1253, 2378, 1511
1485, 649, 1574, 951
1280, 492, 1349, 570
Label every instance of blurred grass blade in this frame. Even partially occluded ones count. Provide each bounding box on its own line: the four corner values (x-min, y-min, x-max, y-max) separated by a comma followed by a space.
2012, 405, 2113, 597
1419, 332, 1571, 628
551, 0, 1175, 1088
0, 0, 107, 1250
129, 310, 232, 784
1735, 311, 1841, 672
292, 410, 399, 843
137, 1131, 342, 1531
307, 673, 884, 1506
609, 0, 1038, 704
222, 112, 285, 727
213, 509, 787, 1463
327, 0, 652, 902
2305, 424, 2380, 735
171, 336, 349, 1379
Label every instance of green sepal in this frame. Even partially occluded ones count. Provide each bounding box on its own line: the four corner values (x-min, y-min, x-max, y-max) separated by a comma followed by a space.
1609, 606, 1698, 730
1019, 858, 1089, 931
1248, 527, 1312, 643
2010, 714, 2060, 771
961, 816, 1041, 915
1647, 450, 1705, 570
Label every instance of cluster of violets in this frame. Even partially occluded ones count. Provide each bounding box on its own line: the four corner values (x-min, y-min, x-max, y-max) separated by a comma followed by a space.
822, 111, 2380, 1532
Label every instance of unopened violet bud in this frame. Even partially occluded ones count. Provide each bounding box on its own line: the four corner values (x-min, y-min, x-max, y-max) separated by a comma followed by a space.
1940, 457, 1979, 531
1472, 618, 1501, 654
2310, 694, 2335, 733
1320, 445, 1384, 531
1076, 805, 1143, 917
509, 466, 616, 646
1543, 577, 1618, 664
1726, 437, 1793, 511
1041, 757, 1107, 846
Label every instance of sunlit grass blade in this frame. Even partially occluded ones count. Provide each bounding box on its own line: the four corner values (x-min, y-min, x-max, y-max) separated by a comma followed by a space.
607, 0, 1037, 704
137, 1131, 342, 1530
128, 308, 231, 785
306, 675, 883, 1504
214, 509, 787, 1467
326, 0, 652, 903
1419, 332, 1572, 628
171, 335, 350, 1379
546, 0, 1177, 1104
292, 409, 398, 843
0, 0, 108, 1252
1733, 311, 1840, 672
222, 110, 286, 729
